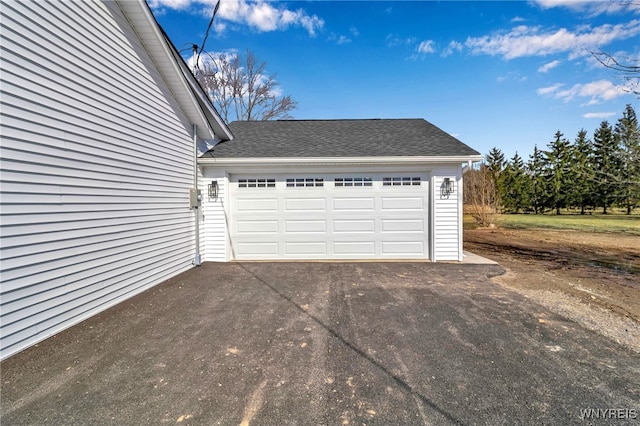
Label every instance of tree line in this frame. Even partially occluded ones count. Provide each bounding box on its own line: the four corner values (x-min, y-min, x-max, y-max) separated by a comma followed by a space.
465, 104, 640, 220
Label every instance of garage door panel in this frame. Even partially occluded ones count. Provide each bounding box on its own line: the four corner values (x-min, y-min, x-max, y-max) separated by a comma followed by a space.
381, 197, 424, 211
285, 198, 326, 211
285, 220, 326, 233
333, 198, 375, 211
333, 242, 375, 255
237, 242, 279, 256
285, 242, 327, 255
333, 219, 375, 233
237, 198, 278, 212
381, 219, 424, 232
237, 220, 278, 233
382, 241, 424, 254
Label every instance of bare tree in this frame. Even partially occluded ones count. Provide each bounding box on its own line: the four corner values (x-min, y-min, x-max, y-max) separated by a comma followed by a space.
195, 50, 297, 121
464, 163, 501, 228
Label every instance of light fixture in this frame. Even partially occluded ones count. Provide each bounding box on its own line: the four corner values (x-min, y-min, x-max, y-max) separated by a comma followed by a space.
441, 177, 454, 198
208, 181, 218, 199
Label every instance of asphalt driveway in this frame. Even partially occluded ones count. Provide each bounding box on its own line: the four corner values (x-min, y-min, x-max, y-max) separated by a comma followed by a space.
2, 262, 639, 425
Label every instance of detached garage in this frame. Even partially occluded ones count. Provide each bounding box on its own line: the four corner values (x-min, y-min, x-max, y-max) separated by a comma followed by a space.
199, 119, 481, 262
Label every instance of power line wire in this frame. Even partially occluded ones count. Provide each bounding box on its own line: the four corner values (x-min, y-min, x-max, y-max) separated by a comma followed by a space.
195, 0, 220, 71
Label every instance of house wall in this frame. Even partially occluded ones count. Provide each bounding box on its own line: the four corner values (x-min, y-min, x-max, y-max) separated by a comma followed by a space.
432, 164, 464, 261
0, 1, 200, 359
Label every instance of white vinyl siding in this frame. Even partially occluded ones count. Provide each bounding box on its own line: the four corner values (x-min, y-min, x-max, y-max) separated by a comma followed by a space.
0, 1, 198, 359
432, 166, 463, 261
201, 171, 229, 262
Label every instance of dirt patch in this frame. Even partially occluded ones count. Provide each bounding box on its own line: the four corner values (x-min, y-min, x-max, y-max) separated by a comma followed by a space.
464, 228, 640, 352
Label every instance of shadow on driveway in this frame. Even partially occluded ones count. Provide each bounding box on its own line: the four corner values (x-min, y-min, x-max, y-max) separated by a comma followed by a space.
2, 262, 639, 425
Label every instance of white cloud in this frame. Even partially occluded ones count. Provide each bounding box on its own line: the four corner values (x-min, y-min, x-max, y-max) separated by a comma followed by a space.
533, 0, 587, 9
511, 16, 526, 23
497, 72, 528, 83
583, 111, 617, 119
538, 60, 561, 72
148, 0, 192, 9
337, 35, 351, 45
417, 40, 436, 54
246, 2, 279, 31
327, 33, 352, 45
533, 0, 639, 16
537, 79, 629, 104
298, 14, 324, 36
463, 20, 640, 60
328, 27, 359, 45
386, 34, 417, 47
537, 83, 564, 95
150, 0, 324, 36
441, 41, 463, 57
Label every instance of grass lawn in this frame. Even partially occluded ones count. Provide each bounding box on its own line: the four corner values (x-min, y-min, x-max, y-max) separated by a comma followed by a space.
464, 211, 640, 235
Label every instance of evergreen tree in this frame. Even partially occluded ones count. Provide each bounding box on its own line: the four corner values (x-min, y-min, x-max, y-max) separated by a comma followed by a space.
592, 120, 619, 214
486, 147, 506, 177
570, 129, 595, 214
614, 104, 640, 214
502, 153, 530, 213
485, 147, 506, 210
527, 145, 546, 214
543, 131, 572, 214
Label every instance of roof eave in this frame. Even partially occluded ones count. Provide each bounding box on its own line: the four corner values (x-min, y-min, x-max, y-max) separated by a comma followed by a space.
198, 155, 484, 167
116, 0, 232, 142
163, 31, 233, 142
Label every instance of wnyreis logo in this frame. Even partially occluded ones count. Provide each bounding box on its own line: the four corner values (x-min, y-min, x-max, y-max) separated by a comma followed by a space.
580, 408, 637, 420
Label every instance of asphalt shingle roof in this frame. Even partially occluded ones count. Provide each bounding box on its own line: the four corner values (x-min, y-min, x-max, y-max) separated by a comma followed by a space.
201, 119, 480, 158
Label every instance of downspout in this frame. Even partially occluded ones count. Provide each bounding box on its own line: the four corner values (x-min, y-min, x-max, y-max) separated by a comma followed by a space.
193, 123, 202, 266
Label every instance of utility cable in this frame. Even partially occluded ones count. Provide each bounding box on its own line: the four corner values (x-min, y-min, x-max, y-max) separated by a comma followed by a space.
195, 0, 220, 71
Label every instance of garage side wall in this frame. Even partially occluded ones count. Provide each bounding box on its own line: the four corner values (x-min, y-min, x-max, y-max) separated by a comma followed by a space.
201, 170, 229, 262
432, 165, 464, 261
1, 1, 199, 359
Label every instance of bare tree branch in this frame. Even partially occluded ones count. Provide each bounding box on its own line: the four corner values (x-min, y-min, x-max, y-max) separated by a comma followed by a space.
195, 50, 298, 121
592, 50, 640, 97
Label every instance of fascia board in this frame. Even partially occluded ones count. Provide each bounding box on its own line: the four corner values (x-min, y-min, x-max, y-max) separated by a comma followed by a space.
198, 155, 484, 167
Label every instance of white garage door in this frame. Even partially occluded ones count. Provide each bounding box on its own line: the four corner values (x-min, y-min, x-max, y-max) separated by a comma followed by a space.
229, 173, 429, 260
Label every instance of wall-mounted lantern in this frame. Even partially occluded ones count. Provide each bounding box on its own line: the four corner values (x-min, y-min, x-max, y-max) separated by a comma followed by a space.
208, 181, 218, 200
441, 177, 454, 198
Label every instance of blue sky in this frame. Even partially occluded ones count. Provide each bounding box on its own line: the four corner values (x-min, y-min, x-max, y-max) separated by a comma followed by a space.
150, 0, 639, 159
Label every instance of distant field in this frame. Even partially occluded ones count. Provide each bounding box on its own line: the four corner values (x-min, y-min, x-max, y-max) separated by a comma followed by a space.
463, 212, 640, 235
